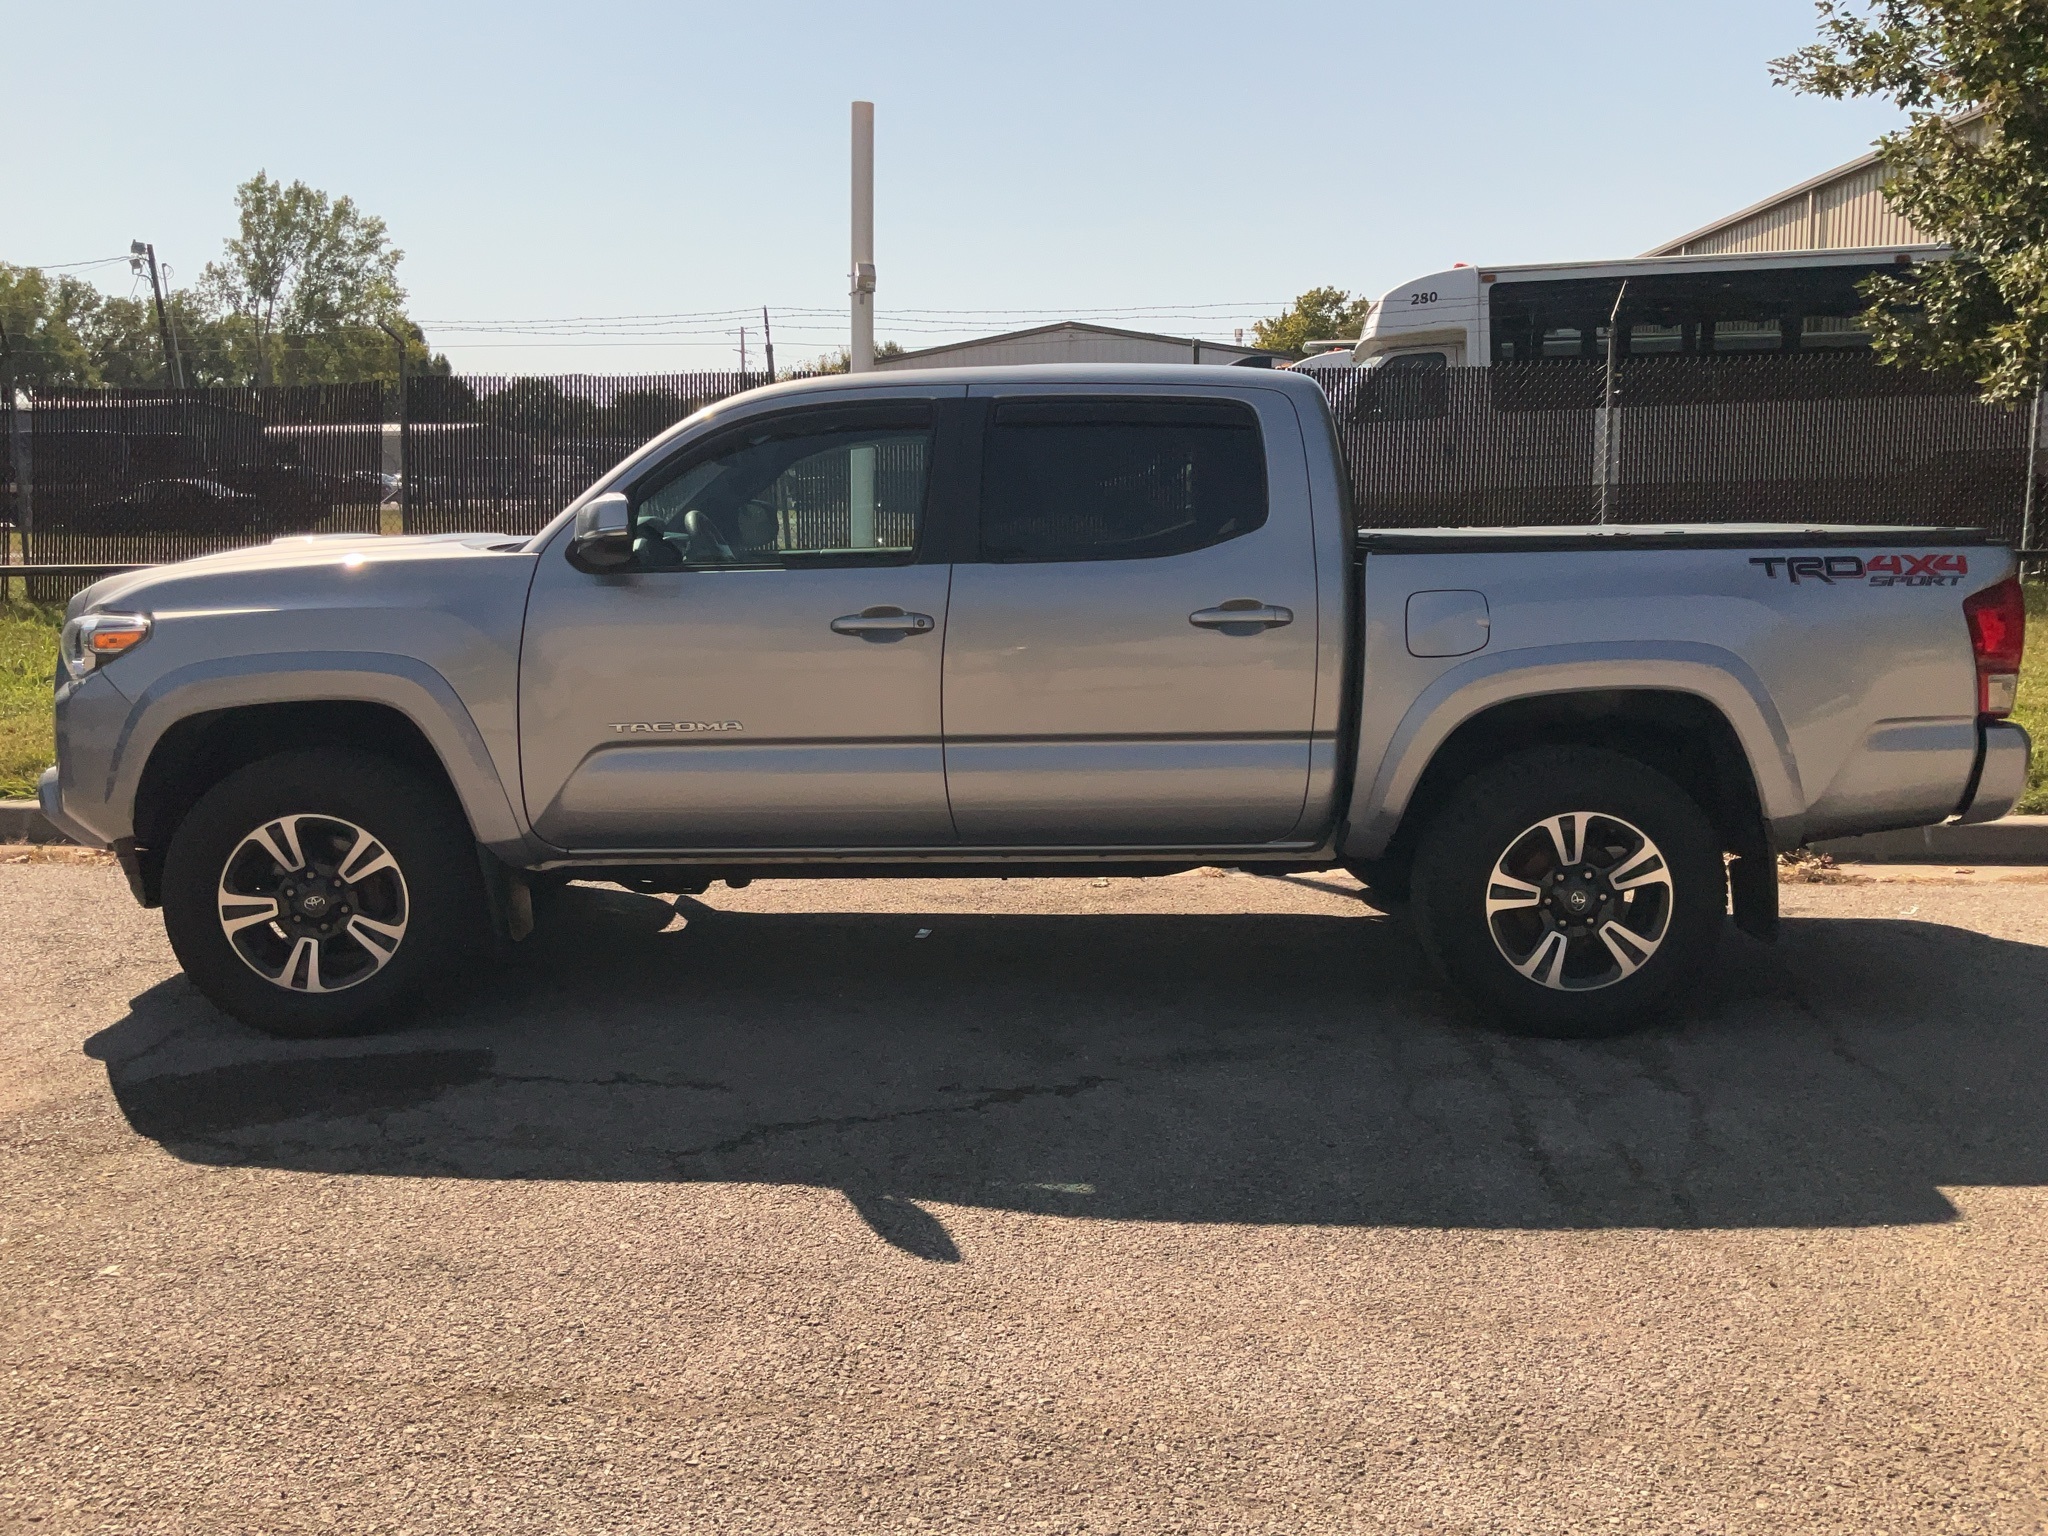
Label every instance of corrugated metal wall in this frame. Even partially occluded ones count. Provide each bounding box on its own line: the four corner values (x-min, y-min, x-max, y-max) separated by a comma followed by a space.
876, 326, 1264, 370
1663, 117, 1986, 255
1672, 171, 1930, 255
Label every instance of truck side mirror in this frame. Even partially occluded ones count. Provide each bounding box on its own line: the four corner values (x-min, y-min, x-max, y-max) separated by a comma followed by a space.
568, 493, 634, 572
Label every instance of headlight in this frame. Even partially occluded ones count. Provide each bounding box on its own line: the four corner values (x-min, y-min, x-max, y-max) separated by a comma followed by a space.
60, 612, 152, 681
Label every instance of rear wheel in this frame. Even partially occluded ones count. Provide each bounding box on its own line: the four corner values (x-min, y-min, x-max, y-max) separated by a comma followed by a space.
162, 749, 487, 1038
1409, 746, 1723, 1038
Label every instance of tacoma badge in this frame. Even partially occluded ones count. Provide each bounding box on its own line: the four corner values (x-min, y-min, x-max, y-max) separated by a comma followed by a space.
607, 721, 744, 734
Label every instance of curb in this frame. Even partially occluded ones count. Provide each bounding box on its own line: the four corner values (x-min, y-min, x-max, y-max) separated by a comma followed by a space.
5, 797, 2048, 864
0, 799, 70, 844
1809, 815, 2048, 865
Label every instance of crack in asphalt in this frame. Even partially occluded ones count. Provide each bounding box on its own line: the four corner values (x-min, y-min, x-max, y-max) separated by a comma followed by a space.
670, 1075, 1115, 1163
1460, 1034, 1581, 1218
1757, 944, 1952, 1131
1627, 1040, 1712, 1225
1503, 1037, 1709, 1225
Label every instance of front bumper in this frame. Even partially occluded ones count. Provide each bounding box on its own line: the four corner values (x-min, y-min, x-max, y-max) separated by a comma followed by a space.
1956, 721, 2033, 825
36, 765, 106, 848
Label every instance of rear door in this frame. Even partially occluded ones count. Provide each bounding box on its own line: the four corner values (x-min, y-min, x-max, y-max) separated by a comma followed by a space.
941, 389, 1321, 846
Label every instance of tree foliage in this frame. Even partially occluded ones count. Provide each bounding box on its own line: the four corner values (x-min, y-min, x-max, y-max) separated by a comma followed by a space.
801, 340, 905, 376
1, 172, 444, 390
1772, 1, 2048, 402
1252, 287, 1373, 358
198, 172, 415, 385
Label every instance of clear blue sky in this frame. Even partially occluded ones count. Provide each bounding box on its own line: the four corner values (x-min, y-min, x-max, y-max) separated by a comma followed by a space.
9, 0, 1905, 374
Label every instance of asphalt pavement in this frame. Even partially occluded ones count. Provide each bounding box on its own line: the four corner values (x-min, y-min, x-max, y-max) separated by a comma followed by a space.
4, 857, 2048, 1534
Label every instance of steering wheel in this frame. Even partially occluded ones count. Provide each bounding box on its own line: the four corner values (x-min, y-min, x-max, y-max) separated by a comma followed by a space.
680, 509, 734, 563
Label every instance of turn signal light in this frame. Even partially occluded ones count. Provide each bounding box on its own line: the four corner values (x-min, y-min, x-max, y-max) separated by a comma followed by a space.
1962, 577, 2026, 719
60, 612, 153, 681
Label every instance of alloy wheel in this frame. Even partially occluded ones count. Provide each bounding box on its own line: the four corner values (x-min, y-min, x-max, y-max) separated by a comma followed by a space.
215, 813, 410, 993
1483, 811, 1674, 991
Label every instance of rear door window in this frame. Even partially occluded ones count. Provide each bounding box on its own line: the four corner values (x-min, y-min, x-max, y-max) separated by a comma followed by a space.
978, 398, 1267, 563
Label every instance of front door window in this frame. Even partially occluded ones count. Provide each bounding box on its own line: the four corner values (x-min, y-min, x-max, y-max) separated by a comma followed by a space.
631, 417, 931, 567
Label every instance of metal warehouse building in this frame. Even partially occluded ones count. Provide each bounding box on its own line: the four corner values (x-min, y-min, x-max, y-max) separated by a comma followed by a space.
1647, 111, 1983, 256
874, 321, 1277, 370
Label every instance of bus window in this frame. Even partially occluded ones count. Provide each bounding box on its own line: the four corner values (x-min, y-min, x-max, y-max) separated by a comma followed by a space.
1363, 351, 1450, 420
1802, 313, 1876, 349
1489, 262, 1899, 363
1626, 323, 1687, 355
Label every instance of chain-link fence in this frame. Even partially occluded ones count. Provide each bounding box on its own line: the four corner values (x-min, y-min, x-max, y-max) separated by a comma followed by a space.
4, 356, 2040, 601
1321, 353, 2038, 539
13, 385, 387, 585
399, 373, 765, 535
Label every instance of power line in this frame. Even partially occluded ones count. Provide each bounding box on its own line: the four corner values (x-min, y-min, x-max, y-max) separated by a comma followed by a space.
13, 255, 133, 272
417, 300, 1289, 332
434, 331, 1267, 350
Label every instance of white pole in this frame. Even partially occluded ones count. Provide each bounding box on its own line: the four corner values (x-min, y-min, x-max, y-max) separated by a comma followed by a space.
849, 443, 877, 547
1595, 280, 1627, 525
850, 100, 876, 373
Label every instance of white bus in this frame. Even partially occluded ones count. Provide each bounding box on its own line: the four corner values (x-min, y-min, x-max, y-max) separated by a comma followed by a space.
1294, 244, 2033, 533
1303, 245, 1942, 373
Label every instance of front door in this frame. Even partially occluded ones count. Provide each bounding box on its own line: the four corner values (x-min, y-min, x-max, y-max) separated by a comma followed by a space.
941, 391, 1321, 846
521, 399, 956, 850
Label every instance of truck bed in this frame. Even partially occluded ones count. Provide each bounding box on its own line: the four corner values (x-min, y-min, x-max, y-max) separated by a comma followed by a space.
1357, 524, 1999, 554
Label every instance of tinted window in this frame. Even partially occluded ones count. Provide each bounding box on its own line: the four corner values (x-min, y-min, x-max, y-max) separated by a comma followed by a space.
631, 406, 931, 569
1488, 263, 1894, 362
1362, 352, 1449, 420
979, 399, 1266, 563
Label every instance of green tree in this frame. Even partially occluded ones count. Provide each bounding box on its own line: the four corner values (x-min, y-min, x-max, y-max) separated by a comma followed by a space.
1253, 287, 1372, 358
0, 265, 113, 386
1772, 2, 2048, 402
198, 171, 412, 385
800, 340, 905, 376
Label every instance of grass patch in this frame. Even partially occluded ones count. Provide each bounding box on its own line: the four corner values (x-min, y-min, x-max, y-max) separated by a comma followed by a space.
2012, 583, 2048, 814
0, 602, 62, 800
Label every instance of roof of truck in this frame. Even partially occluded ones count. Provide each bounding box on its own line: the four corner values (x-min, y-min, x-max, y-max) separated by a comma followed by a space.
725, 362, 1325, 399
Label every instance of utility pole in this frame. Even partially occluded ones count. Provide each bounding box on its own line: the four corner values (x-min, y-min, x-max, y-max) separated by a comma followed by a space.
761, 307, 776, 382
849, 100, 876, 373
738, 326, 748, 376
130, 241, 184, 387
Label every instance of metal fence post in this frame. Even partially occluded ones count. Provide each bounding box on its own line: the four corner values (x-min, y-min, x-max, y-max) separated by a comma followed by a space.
2022, 380, 2043, 574
399, 373, 410, 536
10, 388, 31, 556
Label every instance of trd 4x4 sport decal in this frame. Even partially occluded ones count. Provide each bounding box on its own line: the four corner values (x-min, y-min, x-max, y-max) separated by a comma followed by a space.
1749, 553, 1969, 587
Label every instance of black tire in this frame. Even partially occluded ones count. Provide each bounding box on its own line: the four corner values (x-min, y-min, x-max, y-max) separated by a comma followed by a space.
1409, 746, 1723, 1039
161, 749, 488, 1038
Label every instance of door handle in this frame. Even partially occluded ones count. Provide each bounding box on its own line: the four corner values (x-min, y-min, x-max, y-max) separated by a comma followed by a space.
1189, 601, 1294, 631
830, 606, 936, 638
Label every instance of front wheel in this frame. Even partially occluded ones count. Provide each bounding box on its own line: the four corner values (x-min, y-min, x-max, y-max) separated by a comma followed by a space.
162, 749, 488, 1038
1409, 746, 1724, 1038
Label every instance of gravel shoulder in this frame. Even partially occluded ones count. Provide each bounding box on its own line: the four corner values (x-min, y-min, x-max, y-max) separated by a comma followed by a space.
5, 862, 2048, 1534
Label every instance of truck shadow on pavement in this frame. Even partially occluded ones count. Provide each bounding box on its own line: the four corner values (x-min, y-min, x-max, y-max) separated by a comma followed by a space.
85, 883, 2048, 1259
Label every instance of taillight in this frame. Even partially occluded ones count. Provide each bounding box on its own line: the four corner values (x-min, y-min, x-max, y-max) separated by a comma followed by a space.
1962, 576, 2026, 719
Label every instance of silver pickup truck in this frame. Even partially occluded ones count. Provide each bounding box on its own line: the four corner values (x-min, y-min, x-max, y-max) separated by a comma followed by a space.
40, 366, 2032, 1040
